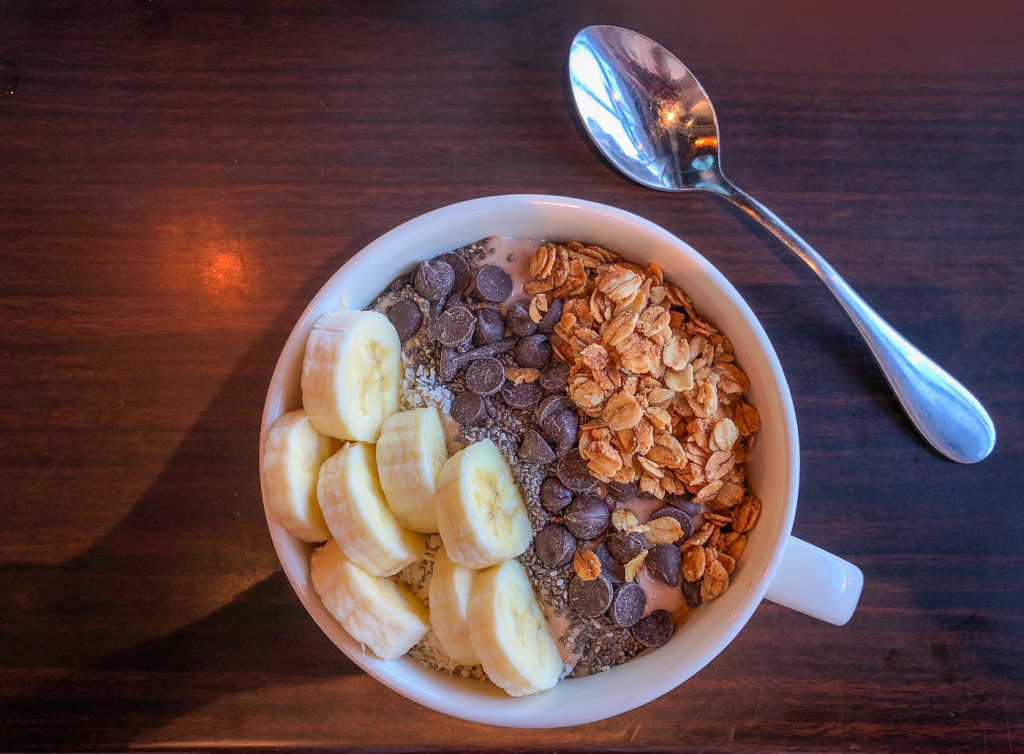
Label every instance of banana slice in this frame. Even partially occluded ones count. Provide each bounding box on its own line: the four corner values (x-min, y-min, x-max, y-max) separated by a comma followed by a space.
434, 439, 532, 569
311, 539, 429, 661
428, 546, 480, 666
468, 559, 562, 697
317, 442, 424, 576
376, 407, 448, 533
301, 309, 402, 442
261, 409, 341, 542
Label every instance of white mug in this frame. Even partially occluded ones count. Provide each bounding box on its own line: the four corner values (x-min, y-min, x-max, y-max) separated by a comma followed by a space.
260, 195, 863, 728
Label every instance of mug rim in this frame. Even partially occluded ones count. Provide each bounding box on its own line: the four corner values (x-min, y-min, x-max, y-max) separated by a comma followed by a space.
260, 194, 800, 727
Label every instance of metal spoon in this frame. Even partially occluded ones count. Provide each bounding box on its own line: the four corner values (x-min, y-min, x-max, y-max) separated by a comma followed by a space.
568, 25, 995, 464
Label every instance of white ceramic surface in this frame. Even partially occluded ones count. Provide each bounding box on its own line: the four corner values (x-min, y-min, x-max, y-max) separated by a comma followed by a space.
259, 195, 861, 728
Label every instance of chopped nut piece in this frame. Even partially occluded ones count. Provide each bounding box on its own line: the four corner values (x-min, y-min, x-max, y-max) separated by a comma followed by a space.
638, 471, 666, 499
732, 496, 762, 533
623, 550, 648, 582
715, 481, 745, 508
733, 402, 761, 435
700, 556, 729, 600
569, 378, 605, 409
530, 242, 558, 279
506, 366, 540, 384
685, 522, 716, 548
611, 508, 639, 532
523, 279, 555, 295
528, 293, 549, 324
718, 551, 737, 575
703, 512, 732, 526
645, 516, 683, 545
581, 342, 611, 372
721, 531, 748, 560
573, 549, 602, 581
682, 545, 706, 582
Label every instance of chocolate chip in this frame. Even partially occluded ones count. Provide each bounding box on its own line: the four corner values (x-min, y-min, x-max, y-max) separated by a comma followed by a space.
441, 337, 517, 381
650, 507, 694, 544
667, 495, 701, 516
450, 391, 486, 425
610, 583, 646, 627
568, 575, 613, 618
387, 298, 423, 342
426, 301, 444, 342
439, 346, 463, 381
607, 480, 639, 500
564, 494, 610, 540
414, 259, 455, 302
540, 477, 574, 513
518, 429, 555, 465
464, 337, 516, 360
474, 264, 513, 303
501, 380, 542, 409
646, 544, 682, 586
534, 524, 576, 568
506, 301, 537, 338
681, 577, 702, 608
514, 334, 552, 369
538, 297, 563, 333
434, 307, 476, 347
536, 394, 573, 426
606, 531, 647, 563
557, 450, 597, 492
595, 543, 625, 583
444, 295, 468, 312
474, 307, 506, 345
539, 361, 570, 392
437, 252, 471, 294
465, 357, 504, 396
386, 273, 413, 293
632, 609, 675, 647
541, 409, 578, 450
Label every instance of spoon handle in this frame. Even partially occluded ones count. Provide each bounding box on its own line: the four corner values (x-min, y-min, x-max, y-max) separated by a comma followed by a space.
708, 178, 995, 463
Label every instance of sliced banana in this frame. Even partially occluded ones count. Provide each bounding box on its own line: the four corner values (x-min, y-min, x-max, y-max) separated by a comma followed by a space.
261, 409, 341, 542
428, 546, 480, 666
301, 309, 401, 442
375, 407, 448, 533
311, 539, 429, 661
434, 439, 532, 569
468, 559, 562, 697
317, 442, 424, 576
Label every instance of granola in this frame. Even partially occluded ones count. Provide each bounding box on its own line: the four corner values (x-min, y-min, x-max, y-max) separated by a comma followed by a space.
526, 240, 762, 603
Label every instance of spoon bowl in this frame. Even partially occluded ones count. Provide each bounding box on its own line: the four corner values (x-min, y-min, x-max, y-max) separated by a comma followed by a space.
569, 25, 722, 192
568, 25, 995, 464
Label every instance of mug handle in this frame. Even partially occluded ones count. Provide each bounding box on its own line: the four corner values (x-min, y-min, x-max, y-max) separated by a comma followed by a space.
764, 536, 863, 626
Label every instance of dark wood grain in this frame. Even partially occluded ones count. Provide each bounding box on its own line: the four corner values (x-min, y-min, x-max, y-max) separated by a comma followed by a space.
1, 1, 1022, 751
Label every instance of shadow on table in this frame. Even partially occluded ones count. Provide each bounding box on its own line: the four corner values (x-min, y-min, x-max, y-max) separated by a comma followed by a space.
0, 260, 361, 749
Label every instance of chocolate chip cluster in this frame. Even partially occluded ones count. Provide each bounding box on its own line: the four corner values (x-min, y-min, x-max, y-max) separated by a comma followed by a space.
390, 254, 579, 468
533, 459, 705, 649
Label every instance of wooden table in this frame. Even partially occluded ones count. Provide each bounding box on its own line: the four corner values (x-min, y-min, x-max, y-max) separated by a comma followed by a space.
3, 1, 1022, 750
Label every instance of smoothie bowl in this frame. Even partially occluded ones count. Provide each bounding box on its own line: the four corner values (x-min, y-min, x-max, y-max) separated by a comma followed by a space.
259, 195, 862, 728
